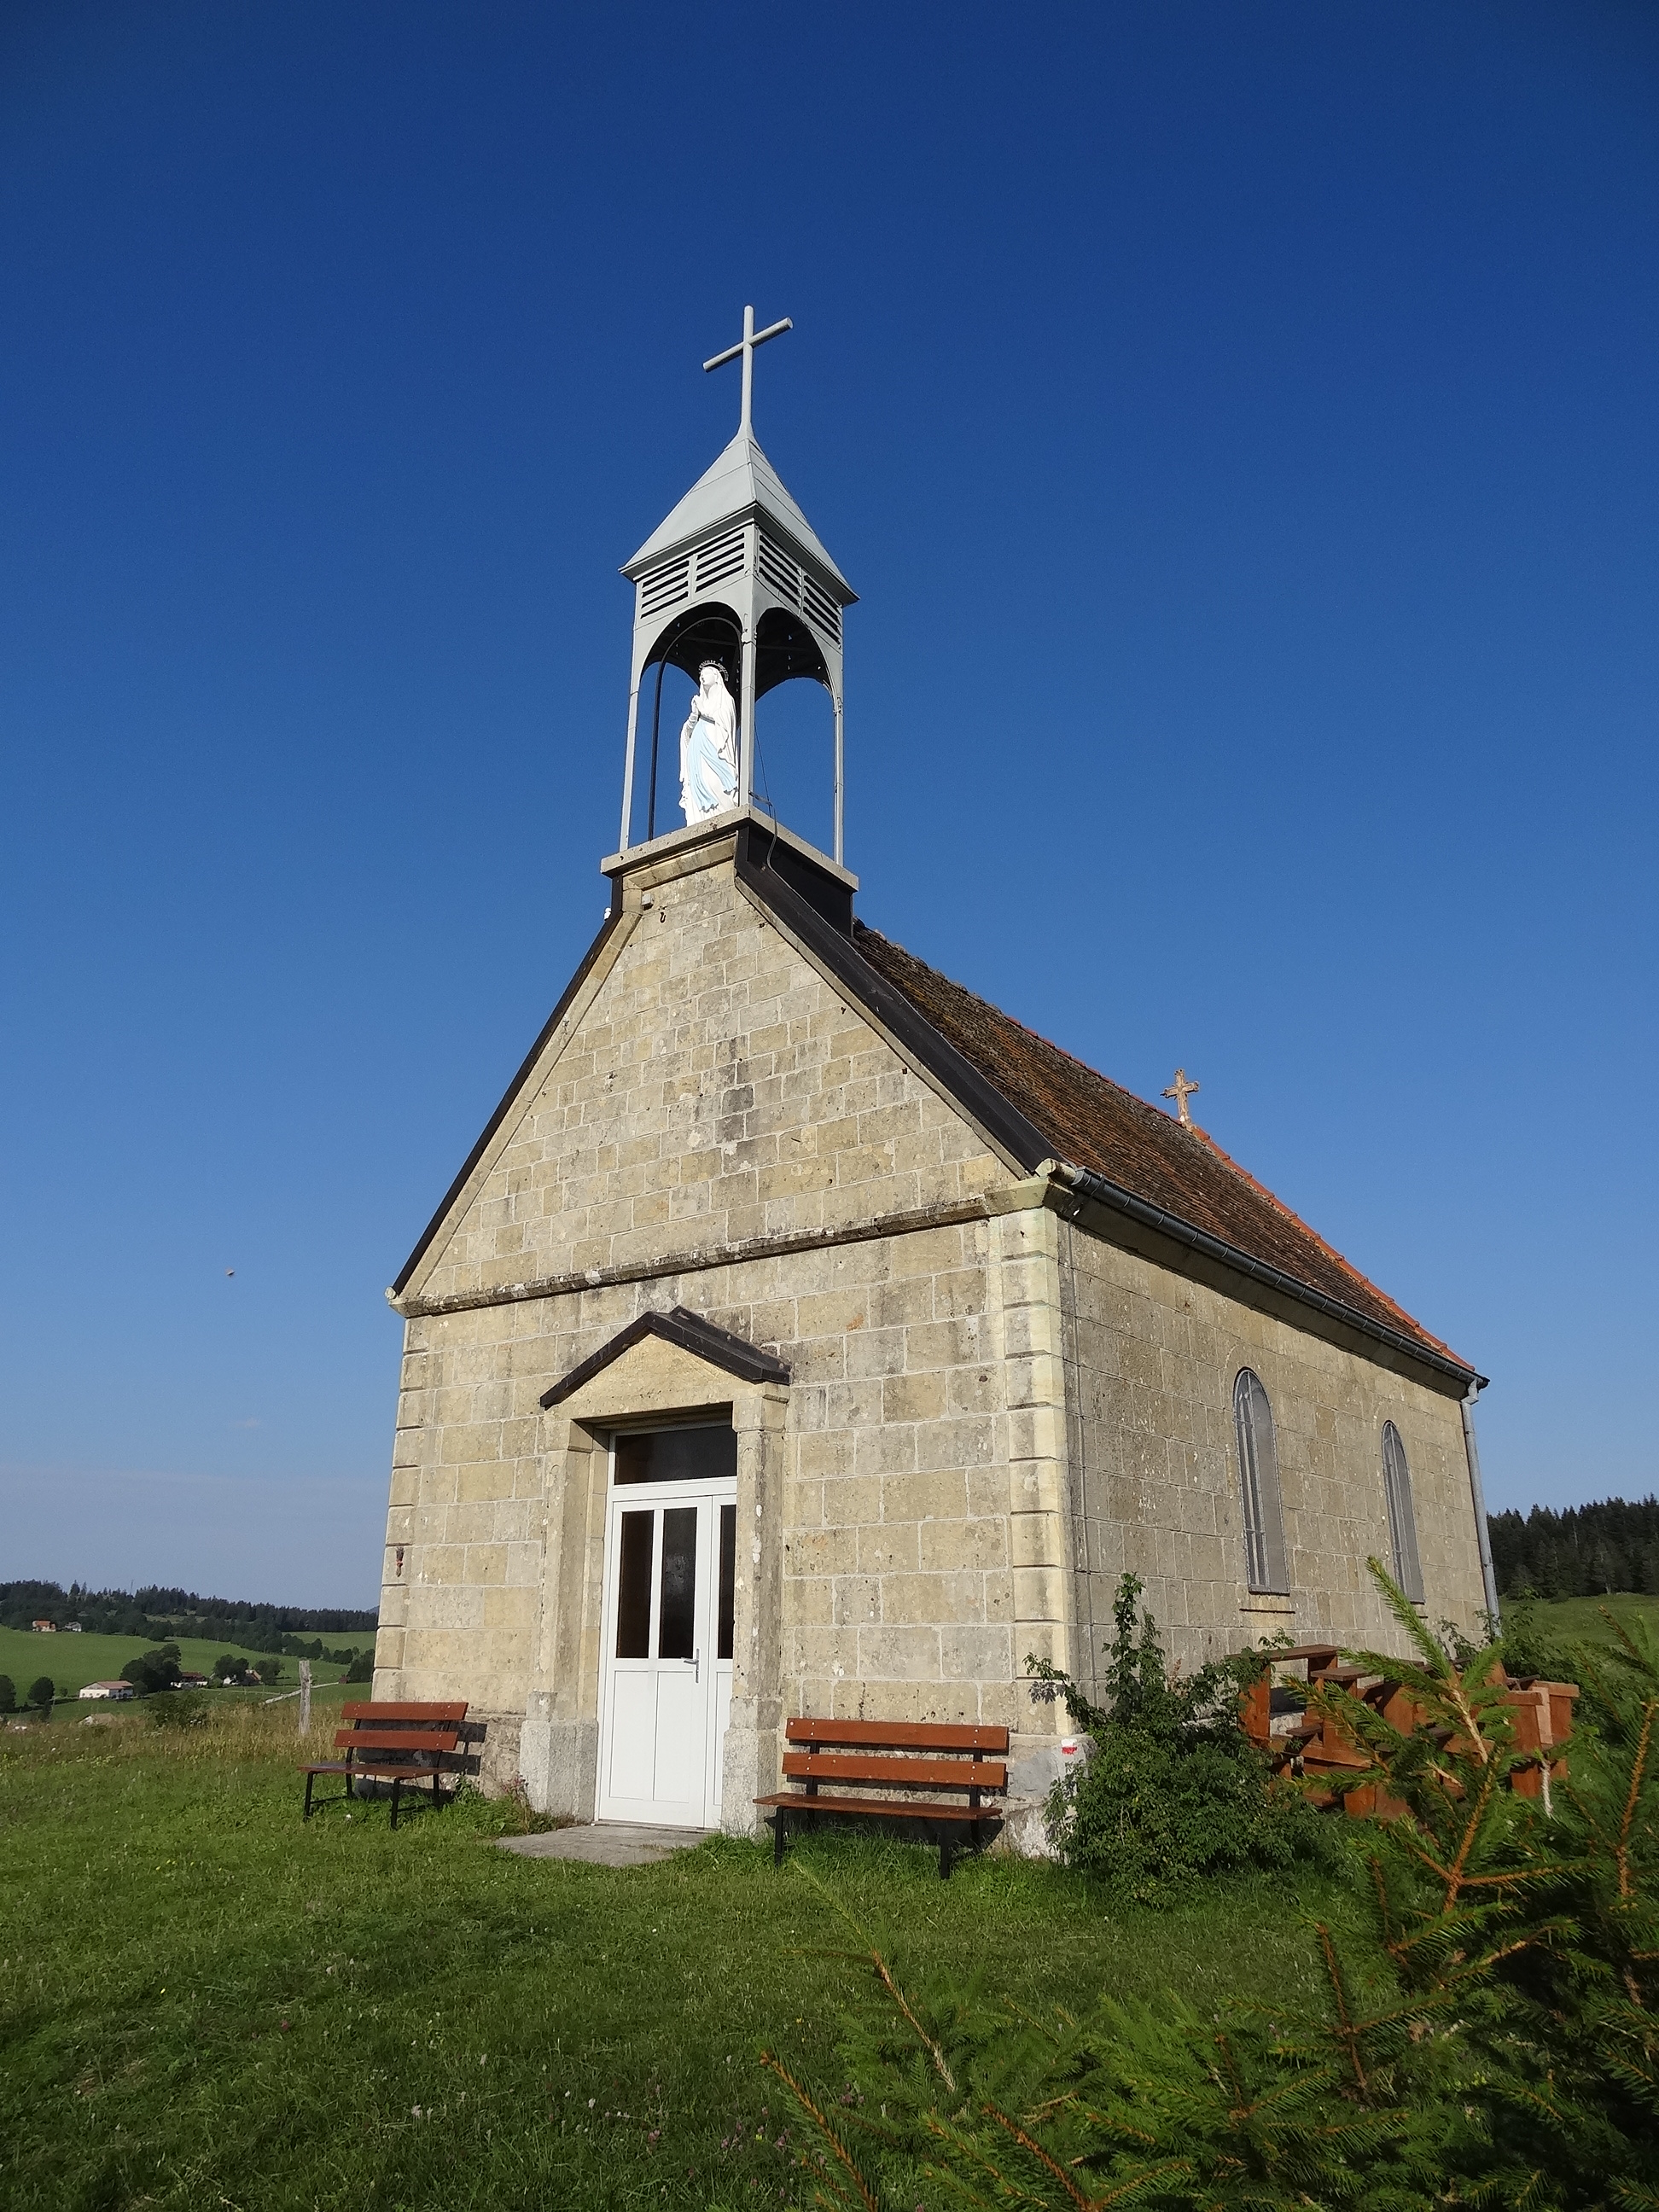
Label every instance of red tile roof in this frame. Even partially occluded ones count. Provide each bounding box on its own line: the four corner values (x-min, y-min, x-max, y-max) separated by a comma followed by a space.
851, 923, 1470, 1374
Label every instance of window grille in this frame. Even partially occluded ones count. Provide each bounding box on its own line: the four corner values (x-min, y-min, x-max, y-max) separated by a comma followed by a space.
1381, 1422, 1424, 1603
1234, 1369, 1289, 1593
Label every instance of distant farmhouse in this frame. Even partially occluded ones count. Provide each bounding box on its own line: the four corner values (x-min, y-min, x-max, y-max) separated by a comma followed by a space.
78, 1681, 136, 1702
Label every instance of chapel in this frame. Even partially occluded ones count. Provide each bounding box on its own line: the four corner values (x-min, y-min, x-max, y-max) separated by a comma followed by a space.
371, 313, 1498, 1836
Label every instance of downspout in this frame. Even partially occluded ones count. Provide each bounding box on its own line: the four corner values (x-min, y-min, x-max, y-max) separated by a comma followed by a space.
1460, 1382, 1501, 1628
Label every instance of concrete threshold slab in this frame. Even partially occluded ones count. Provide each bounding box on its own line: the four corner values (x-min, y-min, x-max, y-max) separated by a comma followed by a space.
498, 1822, 713, 1868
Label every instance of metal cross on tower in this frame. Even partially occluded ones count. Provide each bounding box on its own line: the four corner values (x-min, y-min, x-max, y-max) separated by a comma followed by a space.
704, 304, 793, 439
1163, 1068, 1201, 1130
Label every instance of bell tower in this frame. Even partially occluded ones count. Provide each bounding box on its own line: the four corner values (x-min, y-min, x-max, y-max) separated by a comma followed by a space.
616, 307, 857, 865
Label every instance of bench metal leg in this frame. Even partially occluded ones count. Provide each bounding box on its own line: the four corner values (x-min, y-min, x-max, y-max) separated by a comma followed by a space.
304, 1772, 315, 1821
939, 1835, 952, 1881
391, 1776, 403, 1831
773, 1808, 788, 1868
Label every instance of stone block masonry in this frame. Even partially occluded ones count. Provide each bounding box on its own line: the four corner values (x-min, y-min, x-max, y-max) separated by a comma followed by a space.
1057, 1214, 1487, 1685
375, 820, 1491, 1828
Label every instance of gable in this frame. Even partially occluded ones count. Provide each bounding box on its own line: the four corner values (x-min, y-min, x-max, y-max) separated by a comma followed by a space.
393, 840, 1016, 1310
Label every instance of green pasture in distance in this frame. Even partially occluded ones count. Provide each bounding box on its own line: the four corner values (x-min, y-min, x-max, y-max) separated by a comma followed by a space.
0, 1625, 370, 1703
1511, 1592, 1659, 1650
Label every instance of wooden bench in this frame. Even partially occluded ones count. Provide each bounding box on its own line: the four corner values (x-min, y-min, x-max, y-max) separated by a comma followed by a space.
756, 1718, 1009, 1878
301, 1701, 469, 1829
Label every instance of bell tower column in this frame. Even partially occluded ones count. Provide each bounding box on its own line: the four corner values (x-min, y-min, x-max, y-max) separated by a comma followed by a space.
738, 622, 757, 812
834, 694, 845, 864
619, 678, 642, 854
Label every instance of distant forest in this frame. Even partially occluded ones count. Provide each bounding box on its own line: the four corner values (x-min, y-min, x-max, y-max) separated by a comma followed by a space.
1487, 1497, 1659, 1600
0, 1580, 377, 1655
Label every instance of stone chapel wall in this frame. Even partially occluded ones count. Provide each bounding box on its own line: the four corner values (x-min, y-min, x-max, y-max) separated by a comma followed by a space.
374, 834, 1032, 1796
373, 824, 1489, 1812
1057, 1219, 1488, 1687
375, 1202, 1068, 1802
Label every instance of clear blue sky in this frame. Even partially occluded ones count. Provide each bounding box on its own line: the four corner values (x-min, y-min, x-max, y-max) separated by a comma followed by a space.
3, 3, 1655, 1607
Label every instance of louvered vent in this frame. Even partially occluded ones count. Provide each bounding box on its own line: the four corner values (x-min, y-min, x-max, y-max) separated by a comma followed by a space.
694, 527, 747, 591
637, 555, 690, 619
800, 573, 841, 644
757, 532, 841, 647
756, 533, 799, 604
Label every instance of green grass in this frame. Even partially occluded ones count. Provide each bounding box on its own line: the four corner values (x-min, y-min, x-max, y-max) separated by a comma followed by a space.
0, 1625, 369, 1703
0, 1708, 1347, 2211
1509, 1592, 1659, 1650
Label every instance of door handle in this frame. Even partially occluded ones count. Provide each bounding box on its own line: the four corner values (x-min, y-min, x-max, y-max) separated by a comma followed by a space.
688, 1648, 700, 1682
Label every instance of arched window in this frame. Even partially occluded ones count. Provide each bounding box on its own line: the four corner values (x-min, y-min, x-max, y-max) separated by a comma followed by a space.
1233, 1370, 1289, 1593
1381, 1422, 1424, 1603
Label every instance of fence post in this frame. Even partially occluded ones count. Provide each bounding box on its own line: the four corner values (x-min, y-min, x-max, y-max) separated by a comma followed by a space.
299, 1659, 312, 1738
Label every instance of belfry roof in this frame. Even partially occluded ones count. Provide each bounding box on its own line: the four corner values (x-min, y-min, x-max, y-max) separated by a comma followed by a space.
847, 922, 1474, 1380
623, 431, 854, 597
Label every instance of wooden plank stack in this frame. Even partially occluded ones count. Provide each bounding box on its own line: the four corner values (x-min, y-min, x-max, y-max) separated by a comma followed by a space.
1240, 1644, 1578, 1819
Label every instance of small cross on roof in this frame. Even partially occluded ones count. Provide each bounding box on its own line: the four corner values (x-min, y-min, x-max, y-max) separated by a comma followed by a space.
1163, 1068, 1201, 1130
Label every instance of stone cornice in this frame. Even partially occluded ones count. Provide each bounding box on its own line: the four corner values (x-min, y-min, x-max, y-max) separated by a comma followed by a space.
390, 1194, 1005, 1320
392, 1162, 1474, 1397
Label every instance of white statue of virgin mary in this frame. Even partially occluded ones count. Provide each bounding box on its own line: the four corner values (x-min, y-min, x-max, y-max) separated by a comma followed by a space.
678, 661, 739, 824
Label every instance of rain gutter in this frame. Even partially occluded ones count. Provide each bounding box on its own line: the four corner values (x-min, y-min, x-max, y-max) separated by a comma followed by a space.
1045, 1159, 1486, 1395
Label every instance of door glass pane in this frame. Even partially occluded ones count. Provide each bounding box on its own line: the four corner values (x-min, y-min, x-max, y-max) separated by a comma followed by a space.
614, 1424, 737, 1485
614, 1511, 655, 1659
718, 1503, 736, 1661
657, 1506, 698, 1660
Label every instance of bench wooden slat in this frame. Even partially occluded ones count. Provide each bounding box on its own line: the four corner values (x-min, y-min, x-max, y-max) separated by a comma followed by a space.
332, 1761, 455, 1781
304, 1760, 453, 1779
331, 1727, 460, 1755
755, 1791, 990, 1824
341, 1701, 468, 1723
785, 1718, 1008, 1753
781, 1751, 1006, 1789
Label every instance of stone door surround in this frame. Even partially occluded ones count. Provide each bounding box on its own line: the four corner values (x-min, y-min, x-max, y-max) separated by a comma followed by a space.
520, 1312, 789, 1833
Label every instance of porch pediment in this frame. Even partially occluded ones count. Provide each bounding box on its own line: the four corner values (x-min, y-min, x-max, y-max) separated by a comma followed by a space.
539, 1306, 789, 1412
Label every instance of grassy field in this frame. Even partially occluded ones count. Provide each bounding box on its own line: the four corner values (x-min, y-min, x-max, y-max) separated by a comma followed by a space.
0, 1706, 1354, 2212
1515, 1592, 1659, 1648
7, 1598, 1634, 2208
0, 1625, 370, 1702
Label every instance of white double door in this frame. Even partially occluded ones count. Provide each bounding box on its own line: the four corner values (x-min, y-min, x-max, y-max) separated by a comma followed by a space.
597, 1477, 736, 1828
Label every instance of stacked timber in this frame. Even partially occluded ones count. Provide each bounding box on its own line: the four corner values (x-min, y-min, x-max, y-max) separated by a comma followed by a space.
1239, 1643, 1579, 1819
